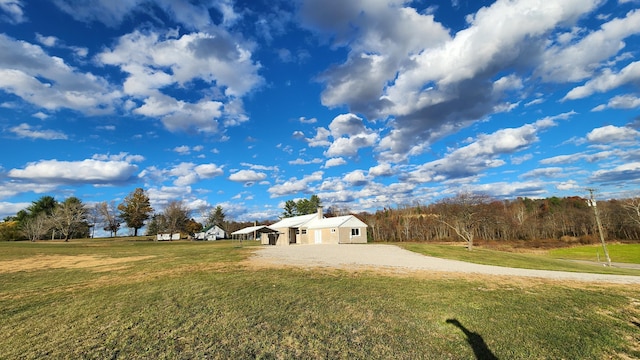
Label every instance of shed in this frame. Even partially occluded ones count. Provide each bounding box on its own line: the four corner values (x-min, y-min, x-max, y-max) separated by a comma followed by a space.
231, 225, 278, 241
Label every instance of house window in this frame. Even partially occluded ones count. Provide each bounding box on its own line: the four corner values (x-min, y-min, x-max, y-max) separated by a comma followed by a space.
351, 228, 360, 236
331, 228, 336, 233
301, 229, 307, 235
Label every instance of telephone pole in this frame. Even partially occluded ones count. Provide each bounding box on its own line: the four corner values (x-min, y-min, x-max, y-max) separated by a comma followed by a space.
587, 188, 611, 267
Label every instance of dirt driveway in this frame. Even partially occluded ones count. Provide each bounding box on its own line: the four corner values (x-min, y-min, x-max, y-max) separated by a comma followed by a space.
252, 244, 640, 284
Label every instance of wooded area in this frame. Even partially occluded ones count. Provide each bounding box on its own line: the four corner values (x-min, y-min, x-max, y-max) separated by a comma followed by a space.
358, 195, 640, 245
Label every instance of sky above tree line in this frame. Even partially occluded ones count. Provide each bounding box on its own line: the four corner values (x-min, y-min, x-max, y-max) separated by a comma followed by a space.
1, 0, 639, 225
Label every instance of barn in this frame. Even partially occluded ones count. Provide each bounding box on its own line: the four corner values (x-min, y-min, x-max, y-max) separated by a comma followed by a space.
263, 207, 368, 245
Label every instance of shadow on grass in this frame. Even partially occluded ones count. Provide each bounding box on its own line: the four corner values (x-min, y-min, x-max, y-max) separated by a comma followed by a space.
446, 318, 498, 360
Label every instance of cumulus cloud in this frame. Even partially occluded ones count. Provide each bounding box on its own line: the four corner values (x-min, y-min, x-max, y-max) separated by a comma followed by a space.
564, 61, 640, 100
229, 169, 267, 182
591, 94, 640, 111
8, 159, 138, 184
9, 123, 67, 140
97, 29, 263, 133
324, 157, 347, 168
268, 171, 323, 197
406, 117, 558, 183
368, 163, 394, 177
0, 34, 120, 115
168, 163, 224, 186
343, 170, 368, 186
586, 125, 640, 144
324, 113, 379, 157
300, 0, 610, 162
0, 201, 30, 219
539, 9, 640, 83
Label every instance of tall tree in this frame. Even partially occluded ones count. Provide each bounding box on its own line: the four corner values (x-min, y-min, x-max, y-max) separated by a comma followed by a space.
205, 205, 226, 228
434, 193, 491, 251
163, 201, 190, 238
27, 196, 57, 217
118, 188, 153, 237
282, 200, 297, 218
50, 197, 87, 241
97, 201, 121, 237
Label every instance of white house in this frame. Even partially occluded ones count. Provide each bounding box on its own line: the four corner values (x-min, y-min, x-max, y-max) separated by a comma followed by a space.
263, 207, 368, 245
194, 225, 226, 240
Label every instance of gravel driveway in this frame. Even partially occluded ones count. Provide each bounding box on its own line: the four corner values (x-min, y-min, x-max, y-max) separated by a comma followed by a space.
253, 244, 640, 284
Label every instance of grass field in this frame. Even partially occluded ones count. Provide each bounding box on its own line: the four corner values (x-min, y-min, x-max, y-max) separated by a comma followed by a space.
398, 243, 640, 276
1, 239, 639, 359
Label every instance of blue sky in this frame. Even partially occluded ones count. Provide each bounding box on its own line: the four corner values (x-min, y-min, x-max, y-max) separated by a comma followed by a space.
1, 0, 640, 224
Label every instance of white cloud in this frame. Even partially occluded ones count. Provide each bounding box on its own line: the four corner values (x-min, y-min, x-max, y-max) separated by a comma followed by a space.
166, 162, 224, 186
229, 170, 267, 182
289, 158, 323, 165
0, 201, 30, 219
521, 167, 564, 179
98, 29, 263, 133
0, 35, 120, 115
343, 170, 368, 186
564, 61, 640, 100
539, 9, 640, 83
586, 125, 640, 143
406, 118, 557, 183
91, 152, 144, 163
324, 157, 347, 168
174, 145, 191, 155
9, 123, 67, 140
590, 162, 640, 183
368, 163, 394, 177
325, 113, 379, 157
268, 171, 323, 197
306, 127, 331, 147
591, 94, 640, 111
8, 159, 138, 184
0, 0, 26, 24
299, 116, 317, 124
195, 164, 224, 178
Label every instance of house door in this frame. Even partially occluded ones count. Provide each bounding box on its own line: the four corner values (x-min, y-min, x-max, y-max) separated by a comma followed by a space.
314, 230, 322, 244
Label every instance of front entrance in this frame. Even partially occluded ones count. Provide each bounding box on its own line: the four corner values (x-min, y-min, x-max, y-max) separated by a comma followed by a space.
314, 230, 322, 244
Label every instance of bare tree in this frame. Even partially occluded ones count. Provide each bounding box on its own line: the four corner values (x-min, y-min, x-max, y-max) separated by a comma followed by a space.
163, 201, 191, 239
21, 213, 50, 242
434, 193, 491, 251
97, 201, 121, 237
622, 197, 640, 227
51, 197, 87, 241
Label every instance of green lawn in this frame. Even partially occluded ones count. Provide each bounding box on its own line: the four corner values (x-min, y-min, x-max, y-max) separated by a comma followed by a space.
550, 243, 640, 264
1, 239, 639, 359
398, 242, 640, 276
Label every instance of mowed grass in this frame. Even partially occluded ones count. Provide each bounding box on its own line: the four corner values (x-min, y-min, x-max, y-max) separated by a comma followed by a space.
399, 242, 640, 276
1, 239, 639, 359
550, 243, 640, 264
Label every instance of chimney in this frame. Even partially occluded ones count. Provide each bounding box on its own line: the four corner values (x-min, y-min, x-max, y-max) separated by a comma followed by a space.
317, 206, 323, 220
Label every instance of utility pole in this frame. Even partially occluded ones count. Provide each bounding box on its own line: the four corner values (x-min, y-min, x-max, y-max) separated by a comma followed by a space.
587, 188, 611, 267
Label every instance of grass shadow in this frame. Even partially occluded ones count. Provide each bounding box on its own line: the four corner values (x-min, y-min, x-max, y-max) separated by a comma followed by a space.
446, 318, 498, 360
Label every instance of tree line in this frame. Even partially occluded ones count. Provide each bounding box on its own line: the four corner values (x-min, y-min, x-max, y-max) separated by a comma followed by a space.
358, 193, 640, 246
3, 189, 640, 245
